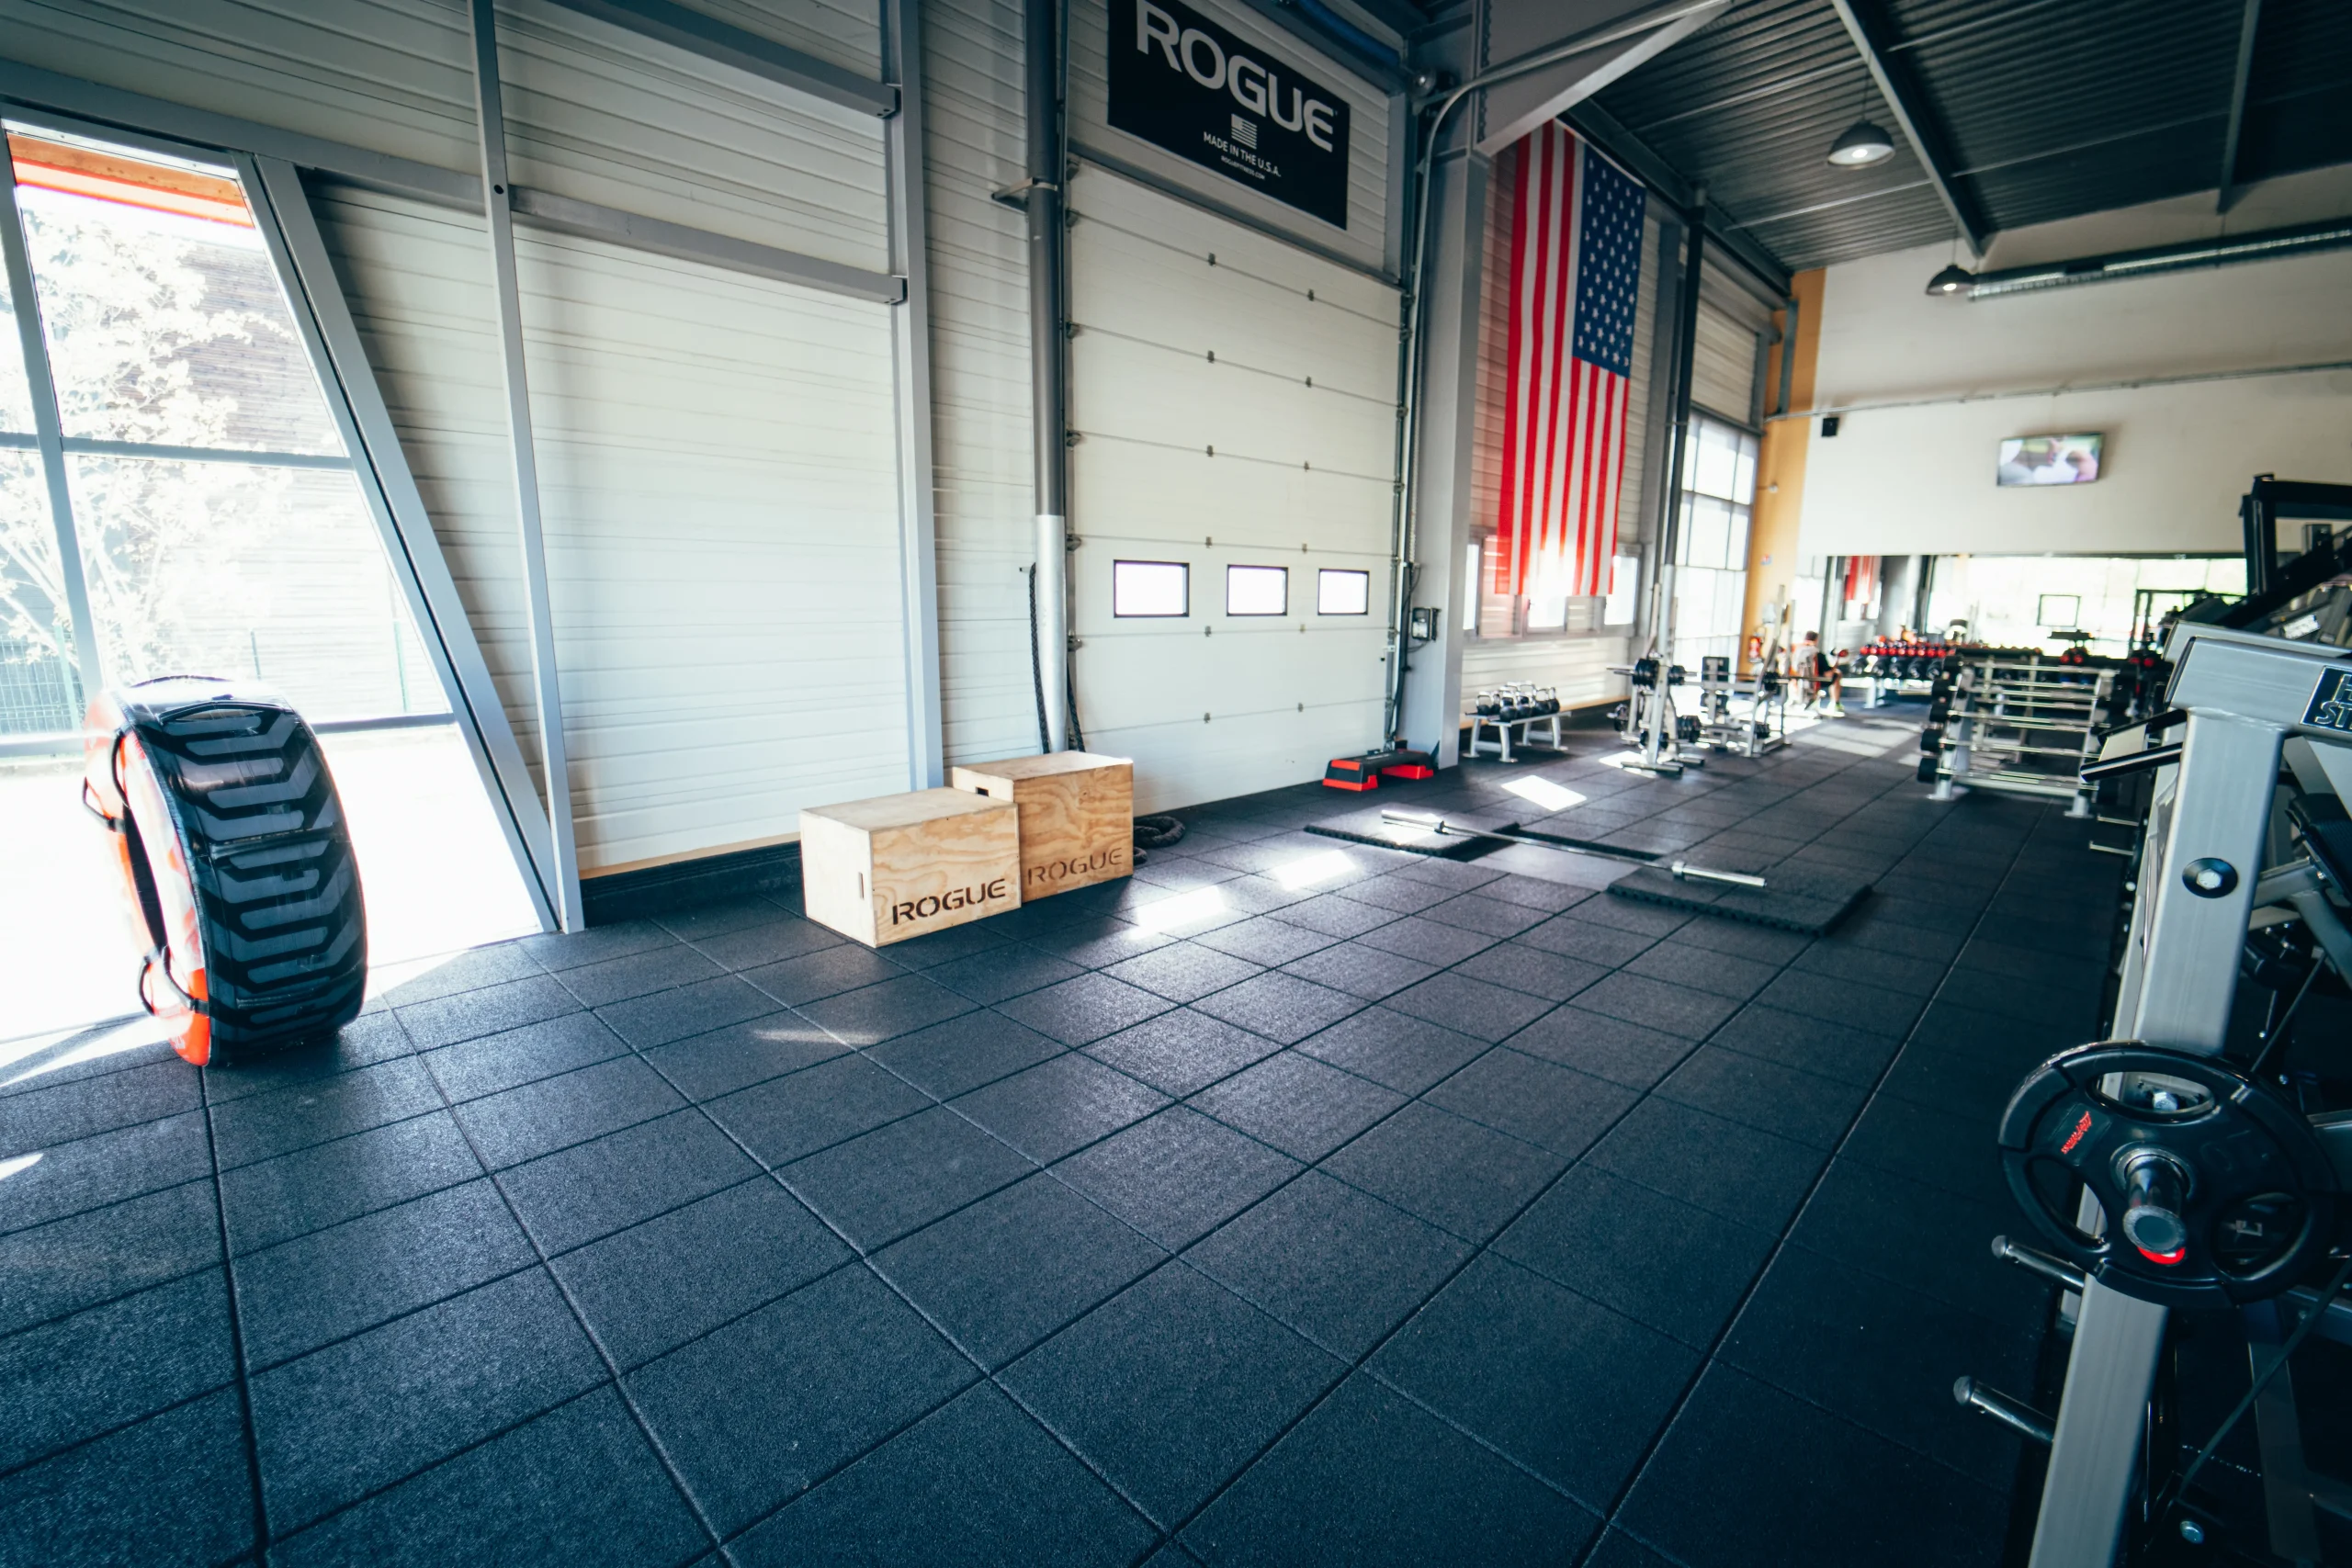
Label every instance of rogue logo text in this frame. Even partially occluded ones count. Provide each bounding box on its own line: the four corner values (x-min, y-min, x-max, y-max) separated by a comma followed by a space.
1027, 845, 1127, 890
1110, 0, 1350, 230
890, 878, 1012, 925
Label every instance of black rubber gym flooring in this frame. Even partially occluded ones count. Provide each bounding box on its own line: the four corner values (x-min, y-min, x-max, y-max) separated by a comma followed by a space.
0, 709, 2121, 1566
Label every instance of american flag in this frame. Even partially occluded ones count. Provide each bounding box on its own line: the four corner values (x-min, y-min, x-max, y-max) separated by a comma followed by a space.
1495, 124, 1645, 599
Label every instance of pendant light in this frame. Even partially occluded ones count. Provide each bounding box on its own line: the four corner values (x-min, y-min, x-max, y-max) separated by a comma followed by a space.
1924, 238, 1974, 297
1826, 119, 1894, 167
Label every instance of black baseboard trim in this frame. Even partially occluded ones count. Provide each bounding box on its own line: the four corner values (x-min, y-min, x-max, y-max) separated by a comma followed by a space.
582, 841, 802, 927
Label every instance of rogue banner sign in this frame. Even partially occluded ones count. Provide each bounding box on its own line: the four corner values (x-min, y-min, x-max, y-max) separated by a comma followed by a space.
1109, 0, 1351, 230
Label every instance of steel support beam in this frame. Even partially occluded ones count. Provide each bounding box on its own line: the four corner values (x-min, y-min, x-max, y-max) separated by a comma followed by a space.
0, 144, 103, 707
0, 59, 902, 308
1645, 188, 1707, 664
2218, 0, 2263, 214
247, 156, 561, 931
543, 0, 898, 117
884, 0, 944, 788
1826, 0, 1991, 259
469, 0, 583, 931
1026, 0, 1070, 753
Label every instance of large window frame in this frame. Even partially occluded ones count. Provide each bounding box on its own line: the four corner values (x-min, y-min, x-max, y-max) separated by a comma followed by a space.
1666, 409, 1759, 671
0, 108, 559, 930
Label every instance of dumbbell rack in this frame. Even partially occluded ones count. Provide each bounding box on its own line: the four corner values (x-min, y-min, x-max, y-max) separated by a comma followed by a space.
1467, 683, 1563, 762
1921, 650, 2112, 818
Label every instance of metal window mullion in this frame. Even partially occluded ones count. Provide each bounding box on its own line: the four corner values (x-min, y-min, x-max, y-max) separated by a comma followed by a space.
469, 0, 583, 932
243, 153, 560, 932
884, 0, 943, 789
0, 144, 102, 705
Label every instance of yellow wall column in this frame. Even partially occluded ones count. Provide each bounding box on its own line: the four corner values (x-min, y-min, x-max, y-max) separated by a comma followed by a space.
1739, 267, 1824, 672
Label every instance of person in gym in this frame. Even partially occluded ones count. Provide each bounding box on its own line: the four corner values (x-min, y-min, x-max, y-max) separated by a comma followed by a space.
1799, 631, 1847, 716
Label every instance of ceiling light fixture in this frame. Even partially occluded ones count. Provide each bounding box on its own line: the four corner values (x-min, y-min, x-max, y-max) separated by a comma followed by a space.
1925, 262, 1975, 297
1826, 120, 1895, 167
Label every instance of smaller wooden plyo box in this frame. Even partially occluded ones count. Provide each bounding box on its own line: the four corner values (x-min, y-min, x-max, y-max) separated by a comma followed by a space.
948, 751, 1134, 901
799, 788, 1021, 946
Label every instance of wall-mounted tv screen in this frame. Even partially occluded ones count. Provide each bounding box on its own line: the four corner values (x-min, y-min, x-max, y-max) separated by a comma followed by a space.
1997, 433, 2103, 487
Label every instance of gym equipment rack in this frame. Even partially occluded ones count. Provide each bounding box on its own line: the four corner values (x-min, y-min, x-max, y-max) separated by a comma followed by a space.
1465, 683, 1563, 761
1920, 647, 2116, 818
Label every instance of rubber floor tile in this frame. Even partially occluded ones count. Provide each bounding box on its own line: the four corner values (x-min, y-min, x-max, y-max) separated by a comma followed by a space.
209, 1055, 444, 1169
1721, 1245, 2036, 1489
1494, 1165, 1776, 1348
1616, 1364, 2007, 1568
1569, 972, 1744, 1041
250, 1269, 606, 1533
640, 1011, 846, 1103
1838, 1092, 2014, 1210
1449, 941, 1607, 1003
1381, 971, 1558, 1043
266, 1387, 706, 1568
1102, 942, 1267, 1004
0, 1109, 209, 1238
863, 1010, 1065, 1100
1319, 1101, 1564, 1244
394, 975, 583, 1052
1514, 916, 1659, 967
875, 1173, 1165, 1369
1189, 1052, 1405, 1163
550, 1178, 850, 1369
1501, 1006, 1697, 1092
1001, 1262, 1346, 1527
1084, 1008, 1282, 1098
789, 975, 977, 1048
1277, 940, 1441, 1001
1654, 1045, 1872, 1151
1182, 1372, 1599, 1566
1185, 1169, 1470, 1359
784, 1106, 1035, 1250
518, 920, 674, 973
1264, 894, 1403, 940
0, 1388, 253, 1568
1749, 969, 1925, 1040
1622, 940, 1783, 1002
1372, 1253, 1698, 1507
1585, 1099, 1827, 1234
1705, 1003, 1903, 1089
0, 1179, 220, 1337
0, 1269, 234, 1475
705, 1054, 931, 1168
423, 1012, 634, 1106
0, 1058, 199, 1154
1787, 1159, 2054, 1327
1189, 972, 1367, 1046
1191, 914, 1346, 966
738, 942, 906, 1007
1050, 1109, 1302, 1249
453, 1055, 684, 1170
498, 1109, 760, 1256
996, 973, 1177, 1047
733, 1384, 1156, 1568
1424, 1047, 1635, 1159
1350, 915, 1500, 968
625, 1267, 974, 1537
1293, 1007, 1489, 1096
556, 943, 726, 1010
950, 1052, 1169, 1163
924, 944, 1089, 1005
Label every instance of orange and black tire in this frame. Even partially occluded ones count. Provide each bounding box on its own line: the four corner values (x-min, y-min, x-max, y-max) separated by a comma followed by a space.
81, 677, 367, 1066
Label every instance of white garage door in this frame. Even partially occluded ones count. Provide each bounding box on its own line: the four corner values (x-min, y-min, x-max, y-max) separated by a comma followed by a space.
1065, 164, 1399, 812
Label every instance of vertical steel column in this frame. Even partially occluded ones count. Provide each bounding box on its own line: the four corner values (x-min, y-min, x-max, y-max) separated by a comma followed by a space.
1643, 186, 1705, 678
0, 145, 104, 709
884, 0, 944, 786
1026, 0, 1069, 752
469, 0, 583, 930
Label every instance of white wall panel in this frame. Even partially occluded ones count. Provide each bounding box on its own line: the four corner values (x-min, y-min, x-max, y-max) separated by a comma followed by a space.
317, 187, 908, 872
1690, 295, 1758, 427
1069, 166, 1396, 812
1068, 0, 1393, 275
0, 0, 889, 270
919, 0, 1042, 766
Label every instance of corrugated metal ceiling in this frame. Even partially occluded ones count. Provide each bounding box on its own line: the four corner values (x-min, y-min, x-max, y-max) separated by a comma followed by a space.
1578, 0, 2352, 273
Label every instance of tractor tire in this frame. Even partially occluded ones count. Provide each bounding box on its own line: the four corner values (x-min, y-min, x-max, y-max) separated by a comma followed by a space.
83, 677, 367, 1066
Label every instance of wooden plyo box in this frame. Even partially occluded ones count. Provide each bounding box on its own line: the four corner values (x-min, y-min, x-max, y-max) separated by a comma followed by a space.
799, 788, 1021, 946
948, 751, 1134, 901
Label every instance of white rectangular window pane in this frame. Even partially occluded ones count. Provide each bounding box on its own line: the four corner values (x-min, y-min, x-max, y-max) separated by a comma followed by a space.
1525, 593, 1566, 629
1694, 423, 1739, 500
1317, 568, 1370, 615
67, 455, 445, 723
0, 266, 35, 434
1464, 540, 1481, 634
0, 450, 80, 731
1686, 496, 1731, 571
17, 138, 345, 456
1727, 505, 1750, 569
1732, 443, 1757, 503
1227, 564, 1287, 615
1604, 555, 1637, 625
1113, 559, 1189, 616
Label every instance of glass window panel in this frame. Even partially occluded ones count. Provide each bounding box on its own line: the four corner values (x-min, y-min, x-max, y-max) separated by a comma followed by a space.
14, 132, 345, 456
1226, 564, 1287, 615
1317, 568, 1369, 615
1603, 555, 1637, 625
0, 448, 79, 731
1727, 504, 1750, 569
1684, 495, 1731, 570
1464, 539, 1481, 636
0, 260, 35, 434
1113, 559, 1188, 616
1732, 434, 1758, 502
1693, 421, 1739, 499
67, 455, 444, 722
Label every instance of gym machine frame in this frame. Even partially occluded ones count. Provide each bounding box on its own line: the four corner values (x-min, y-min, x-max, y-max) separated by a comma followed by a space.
2020, 623, 2352, 1567
1927, 650, 2110, 819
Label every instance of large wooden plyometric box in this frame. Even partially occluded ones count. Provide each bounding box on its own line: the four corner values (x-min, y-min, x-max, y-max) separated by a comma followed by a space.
799, 789, 1021, 946
948, 751, 1134, 900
